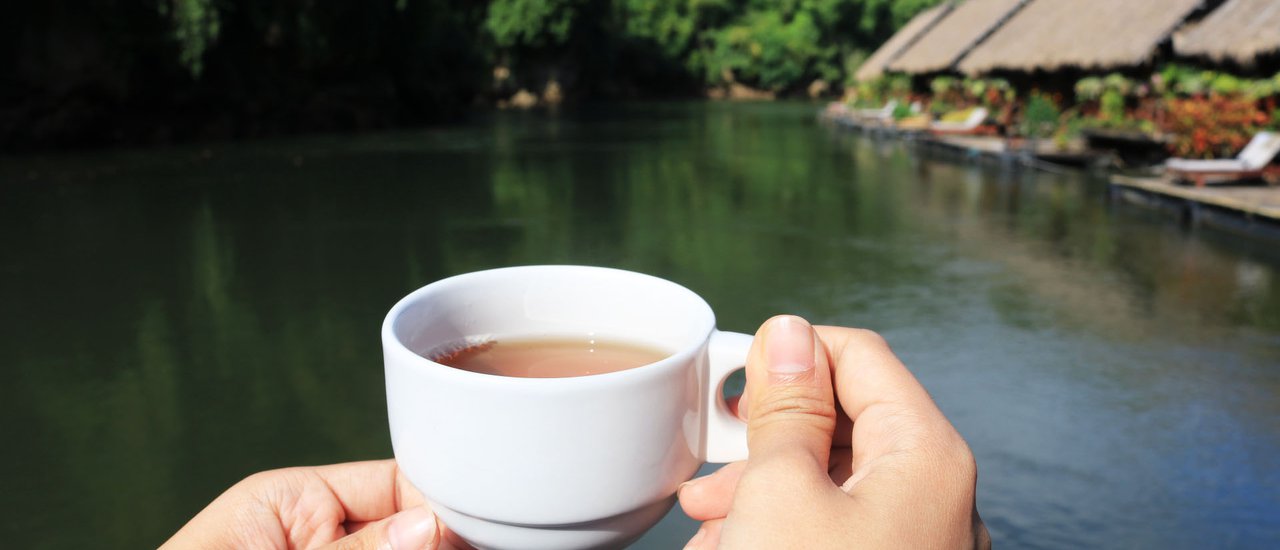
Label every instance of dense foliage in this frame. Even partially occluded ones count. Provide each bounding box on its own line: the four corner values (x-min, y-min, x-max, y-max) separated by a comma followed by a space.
1064, 66, 1280, 157
1, 0, 943, 148
847, 64, 1280, 158
1020, 93, 1062, 139
1163, 97, 1270, 158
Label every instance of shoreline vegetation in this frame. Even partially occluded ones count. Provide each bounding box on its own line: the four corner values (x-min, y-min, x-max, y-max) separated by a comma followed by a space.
2, 0, 943, 151
835, 67, 1280, 161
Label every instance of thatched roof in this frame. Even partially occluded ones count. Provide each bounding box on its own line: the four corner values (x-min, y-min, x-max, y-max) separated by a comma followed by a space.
888, 0, 1029, 74
1176, 0, 1280, 65
957, 0, 1204, 74
854, 3, 954, 82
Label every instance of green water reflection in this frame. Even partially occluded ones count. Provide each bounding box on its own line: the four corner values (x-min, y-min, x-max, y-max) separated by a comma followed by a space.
1, 102, 1277, 549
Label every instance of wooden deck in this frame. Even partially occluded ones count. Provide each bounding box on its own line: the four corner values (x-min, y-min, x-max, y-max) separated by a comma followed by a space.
1109, 175, 1280, 221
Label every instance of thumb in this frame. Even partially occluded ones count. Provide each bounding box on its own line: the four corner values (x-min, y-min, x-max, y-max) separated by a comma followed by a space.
318, 506, 440, 550
744, 315, 836, 469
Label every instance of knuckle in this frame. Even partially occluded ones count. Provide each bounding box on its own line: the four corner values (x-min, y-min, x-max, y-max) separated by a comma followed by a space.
242, 467, 298, 485
233, 467, 312, 503
922, 431, 979, 494
946, 438, 979, 482
848, 328, 890, 350
753, 387, 838, 426
237, 470, 278, 490
327, 535, 367, 550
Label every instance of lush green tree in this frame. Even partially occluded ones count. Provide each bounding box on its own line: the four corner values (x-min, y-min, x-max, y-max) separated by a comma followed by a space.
161, 0, 220, 77
694, 0, 943, 92
705, 9, 830, 90
486, 0, 583, 49
2, 0, 943, 147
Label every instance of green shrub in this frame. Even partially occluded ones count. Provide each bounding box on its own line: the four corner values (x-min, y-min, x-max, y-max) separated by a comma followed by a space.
891, 103, 914, 120
853, 74, 911, 106
1211, 74, 1244, 96
930, 76, 956, 96
1159, 64, 1193, 93
886, 74, 912, 97
1099, 89, 1125, 121
1075, 77, 1104, 102
1054, 108, 1085, 147
1103, 73, 1134, 96
1242, 79, 1277, 100
1021, 92, 1060, 138
964, 78, 986, 98
1180, 71, 1214, 96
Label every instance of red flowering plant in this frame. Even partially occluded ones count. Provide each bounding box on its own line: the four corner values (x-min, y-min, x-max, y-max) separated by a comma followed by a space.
1161, 96, 1268, 158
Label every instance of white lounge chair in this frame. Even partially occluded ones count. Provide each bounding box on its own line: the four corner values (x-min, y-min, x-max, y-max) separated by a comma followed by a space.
930, 107, 989, 134
1166, 132, 1280, 186
854, 100, 897, 122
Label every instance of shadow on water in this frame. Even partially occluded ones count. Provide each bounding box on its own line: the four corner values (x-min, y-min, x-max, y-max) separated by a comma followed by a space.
1, 102, 1277, 548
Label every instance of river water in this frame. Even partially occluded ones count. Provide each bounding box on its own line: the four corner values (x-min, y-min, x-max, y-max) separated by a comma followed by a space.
2, 102, 1278, 549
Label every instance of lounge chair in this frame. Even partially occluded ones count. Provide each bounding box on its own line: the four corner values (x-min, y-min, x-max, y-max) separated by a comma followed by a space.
930, 107, 989, 134
1166, 132, 1280, 186
854, 100, 897, 123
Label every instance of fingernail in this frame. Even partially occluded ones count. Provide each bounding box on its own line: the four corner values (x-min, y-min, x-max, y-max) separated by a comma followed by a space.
677, 480, 695, 498
767, 315, 814, 377
388, 506, 437, 550
684, 525, 707, 549
677, 477, 705, 501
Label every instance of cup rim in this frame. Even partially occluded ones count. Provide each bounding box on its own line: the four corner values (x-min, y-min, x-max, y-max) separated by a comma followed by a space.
381, 265, 717, 387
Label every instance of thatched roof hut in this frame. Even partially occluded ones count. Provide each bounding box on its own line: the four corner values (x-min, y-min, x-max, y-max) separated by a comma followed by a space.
1175, 0, 1280, 65
888, 0, 1029, 75
956, 0, 1203, 74
854, 3, 954, 82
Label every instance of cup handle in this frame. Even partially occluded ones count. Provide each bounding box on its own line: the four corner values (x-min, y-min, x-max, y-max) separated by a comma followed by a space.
704, 330, 752, 463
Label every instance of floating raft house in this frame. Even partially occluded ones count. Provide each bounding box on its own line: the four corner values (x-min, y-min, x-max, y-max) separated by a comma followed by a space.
1175, 0, 1280, 66
854, 2, 955, 82
887, 0, 1030, 75
955, 0, 1205, 74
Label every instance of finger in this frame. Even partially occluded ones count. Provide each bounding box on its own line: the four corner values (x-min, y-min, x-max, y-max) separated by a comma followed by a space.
743, 315, 837, 472
814, 326, 974, 489
683, 519, 724, 550
813, 327, 939, 421
677, 461, 746, 521
814, 327, 965, 456
727, 394, 744, 421
309, 460, 426, 523
317, 505, 440, 550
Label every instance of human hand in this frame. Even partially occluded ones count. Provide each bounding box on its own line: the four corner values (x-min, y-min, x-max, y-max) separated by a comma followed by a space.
161, 459, 471, 550
679, 316, 990, 549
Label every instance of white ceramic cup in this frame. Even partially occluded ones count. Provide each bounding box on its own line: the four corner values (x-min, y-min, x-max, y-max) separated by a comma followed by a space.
382, 265, 751, 550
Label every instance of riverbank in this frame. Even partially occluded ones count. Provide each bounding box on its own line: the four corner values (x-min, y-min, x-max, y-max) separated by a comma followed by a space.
821, 104, 1280, 240
819, 105, 1110, 170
